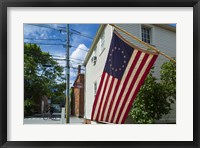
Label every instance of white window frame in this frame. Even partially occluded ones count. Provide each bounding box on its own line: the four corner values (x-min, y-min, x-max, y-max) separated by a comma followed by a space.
141, 25, 152, 44
91, 46, 97, 65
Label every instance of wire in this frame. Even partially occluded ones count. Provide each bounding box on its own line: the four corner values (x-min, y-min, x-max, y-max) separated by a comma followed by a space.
51, 55, 65, 58
52, 57, 84, 62
53, 58, 66, 61
24, 42, 65, 46
24, 37, 66, 42
71, 29, 93, 39
27, 24, 93, 40
70, 45, 88, 52
58, 26, 93, 40
70, 57, 84, 62
26, 24, 66, 32
70, 60, 83, 65
70, 62, 85, 71
24, 42, 88, 52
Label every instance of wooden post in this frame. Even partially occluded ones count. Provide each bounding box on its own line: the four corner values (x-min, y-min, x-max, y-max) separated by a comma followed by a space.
109, 24, 176, 63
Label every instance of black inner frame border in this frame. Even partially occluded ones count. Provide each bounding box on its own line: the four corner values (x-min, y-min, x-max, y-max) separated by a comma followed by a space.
0, 0, 199, 147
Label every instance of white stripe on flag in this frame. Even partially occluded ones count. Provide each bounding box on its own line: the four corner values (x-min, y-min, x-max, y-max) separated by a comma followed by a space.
103, 78, 118, 121
113, 52, 146, 123
118, 55, 154, 123
98, 75, 113, 121
108, 50, 140, 122
92, 73, 108, 121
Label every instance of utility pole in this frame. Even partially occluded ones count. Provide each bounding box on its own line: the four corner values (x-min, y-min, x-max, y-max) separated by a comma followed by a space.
66, 24, 70, 123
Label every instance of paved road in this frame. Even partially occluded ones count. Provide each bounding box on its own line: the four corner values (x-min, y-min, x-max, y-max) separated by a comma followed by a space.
24, 116, 84, 124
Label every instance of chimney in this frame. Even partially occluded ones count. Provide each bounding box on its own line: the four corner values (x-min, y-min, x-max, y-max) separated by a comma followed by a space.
78, 65, 81, 75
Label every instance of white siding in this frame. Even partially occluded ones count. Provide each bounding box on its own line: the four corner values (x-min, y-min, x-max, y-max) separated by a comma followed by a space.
84, 25, 113, 119
85, 24, 176, 122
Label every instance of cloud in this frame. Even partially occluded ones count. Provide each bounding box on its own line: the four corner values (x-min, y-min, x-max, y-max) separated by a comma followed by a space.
70, 44, 88, 65
69, 44, 88, 86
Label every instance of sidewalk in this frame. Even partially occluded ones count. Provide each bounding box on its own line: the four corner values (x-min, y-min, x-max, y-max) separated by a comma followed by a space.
24, 116, 84, 124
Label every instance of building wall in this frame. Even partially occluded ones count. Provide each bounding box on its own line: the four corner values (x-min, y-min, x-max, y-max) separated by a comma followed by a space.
85, 24, 176, 122
72, 74, 84, 117
85, 25, 113, 119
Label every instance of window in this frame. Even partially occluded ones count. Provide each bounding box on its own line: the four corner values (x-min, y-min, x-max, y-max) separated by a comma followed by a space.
100, 31, 105, 54
142, 26, 151, 44
91, 46, 97, 65
94, 81, 97, 98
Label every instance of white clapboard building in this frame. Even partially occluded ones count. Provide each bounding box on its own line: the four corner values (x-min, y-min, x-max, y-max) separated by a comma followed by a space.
83, 24, 176, 123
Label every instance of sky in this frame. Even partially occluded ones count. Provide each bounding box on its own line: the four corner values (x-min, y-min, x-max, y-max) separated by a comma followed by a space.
24, 24, 100, 86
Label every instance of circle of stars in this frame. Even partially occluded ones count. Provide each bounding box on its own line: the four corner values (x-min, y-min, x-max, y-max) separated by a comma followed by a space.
109, 46, 127, 72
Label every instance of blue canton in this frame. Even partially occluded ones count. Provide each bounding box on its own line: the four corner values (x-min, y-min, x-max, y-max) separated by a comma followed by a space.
104, 32, 134, 80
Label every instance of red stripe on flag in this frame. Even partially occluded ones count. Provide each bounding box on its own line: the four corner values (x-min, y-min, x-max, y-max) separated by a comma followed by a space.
112, 54, 149, 123
121, 55, 158, 124
115, 54, 149, 123
91, 72, 106, 121
105, 80, 121, 122
110, 51, 142, 123
95, 74, 110, 122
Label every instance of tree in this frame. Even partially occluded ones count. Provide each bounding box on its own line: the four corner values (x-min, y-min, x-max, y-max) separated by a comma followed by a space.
129, 60, 176, 124
24, 43, 65, 114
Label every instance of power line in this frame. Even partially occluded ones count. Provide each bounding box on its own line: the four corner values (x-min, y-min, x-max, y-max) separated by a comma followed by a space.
27, 24, 93, 40
70, 60, 83, 65
70, 57, 84, 62
57, 26, 93, 40
26, 24, 94, 41
51, 55, 65, 58
24, 37, 66, 42
70, 45, 88, 52
24, 42, 88, 52
24, 42, 65, 46
71, 29, 93, 39
27, 24, 66, 32
53, 58, 84, 62
70, 61, 85, 71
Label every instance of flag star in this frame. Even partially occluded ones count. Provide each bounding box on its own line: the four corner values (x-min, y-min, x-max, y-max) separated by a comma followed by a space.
114, 47, 117, 49
110, 54, 112, 56
121, 51, 124, 53
124, 56, 126, 58
124, 61, 126, 63
115, 69, 118, 71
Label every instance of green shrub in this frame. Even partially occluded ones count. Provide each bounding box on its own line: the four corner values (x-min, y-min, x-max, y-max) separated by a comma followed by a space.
129, 60, 176, 124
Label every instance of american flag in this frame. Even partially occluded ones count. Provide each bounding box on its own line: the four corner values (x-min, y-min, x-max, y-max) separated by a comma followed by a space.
91, 30, 159, 124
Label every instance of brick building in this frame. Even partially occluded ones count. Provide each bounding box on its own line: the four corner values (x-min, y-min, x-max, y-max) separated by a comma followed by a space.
71, 65, 84, 118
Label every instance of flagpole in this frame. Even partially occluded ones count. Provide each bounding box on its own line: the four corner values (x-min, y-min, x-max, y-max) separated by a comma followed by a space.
109, 24, 176, 63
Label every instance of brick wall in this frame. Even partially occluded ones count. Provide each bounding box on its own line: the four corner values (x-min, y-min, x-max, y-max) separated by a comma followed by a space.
72, 73, 85, 118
